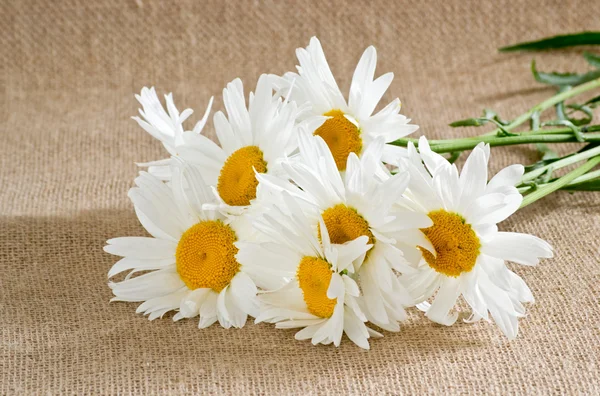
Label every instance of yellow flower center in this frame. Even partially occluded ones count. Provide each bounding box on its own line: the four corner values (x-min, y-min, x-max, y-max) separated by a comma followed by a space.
418, 210, 481, 277
319, 204, 375, 246
314, 109, 362, 171
175, 220, 240, 292
217, 145, 268, 206
297, 256, 337, 318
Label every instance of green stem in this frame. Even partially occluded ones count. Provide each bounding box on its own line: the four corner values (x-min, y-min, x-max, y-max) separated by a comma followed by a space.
568, 169, 600, 185
517, 169, 600, 193
520, 145, 600, 183
482, 76, 600, 137
397, 125, 600, 146
392, 133, 600, 154
520, 156, 600, 208
521, 125, 600, 135
391, 78, 600, 150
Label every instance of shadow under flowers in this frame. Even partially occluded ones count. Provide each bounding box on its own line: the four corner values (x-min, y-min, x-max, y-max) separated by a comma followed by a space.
1, 207, 592, 393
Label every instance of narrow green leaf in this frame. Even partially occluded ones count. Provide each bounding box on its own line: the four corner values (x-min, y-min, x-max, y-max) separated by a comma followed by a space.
531, 60, 600, 87
563, 179, 600, 191
447, 151, 462, 164
483, 109, 497, 120
581, 125, 600, 133
523, 146, 590, 172
530, 111, 540, 131
524, 158, 561, 172
487, 119, 514, 136
449, 118, 487, 127
492, 114, 509, 126
449, 109, 510, 128
542, 119, 585, 142
566, 103, 593, 126
577, 142, 600, 153
499, 32, 600, 52
584, 95, 600, 107
536, 143, 559, 160
554, 86, 571, 122
555, 101, 568, 122
583, 52, 600, 68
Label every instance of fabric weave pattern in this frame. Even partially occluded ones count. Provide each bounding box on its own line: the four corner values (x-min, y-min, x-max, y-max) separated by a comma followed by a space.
1, 0, 599, 393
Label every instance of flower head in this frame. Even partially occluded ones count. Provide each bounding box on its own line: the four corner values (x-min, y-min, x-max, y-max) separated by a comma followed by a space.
132, 87, 215, 180
271, 36, 418, 170
238, 191, 378, 348
132, 75, 302, 215
105, 161, 275, 328
398, 137, 553, 339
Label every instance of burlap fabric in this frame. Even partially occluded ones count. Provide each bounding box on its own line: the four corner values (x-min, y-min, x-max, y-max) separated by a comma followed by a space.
2, 0, 599, 394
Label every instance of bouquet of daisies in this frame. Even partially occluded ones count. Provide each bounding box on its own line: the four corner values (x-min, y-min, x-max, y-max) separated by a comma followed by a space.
105, 35, 600, 349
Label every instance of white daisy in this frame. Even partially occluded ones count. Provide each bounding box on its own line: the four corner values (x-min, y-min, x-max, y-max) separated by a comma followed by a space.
256, 130, 432, 331
239, 190, 378, 349
133, 87, 215, 181
398, 137, 554, 339
271, 36, 418, 171
133, 75, 301, 214
105, 161, 273, 328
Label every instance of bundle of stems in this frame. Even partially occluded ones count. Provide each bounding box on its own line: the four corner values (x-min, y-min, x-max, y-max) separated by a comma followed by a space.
392, 32, 600, 208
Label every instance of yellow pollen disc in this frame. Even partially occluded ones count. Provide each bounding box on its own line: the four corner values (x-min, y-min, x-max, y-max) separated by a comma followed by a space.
418, 210, 481, 277
297, 256, 337, 318
319, 204, 375, 246
175, 220, 240, 292
217, 145, 267, 206
314, 109, 362, 171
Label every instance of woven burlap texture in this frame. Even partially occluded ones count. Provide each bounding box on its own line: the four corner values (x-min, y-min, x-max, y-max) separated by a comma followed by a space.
2, 0, 599, 394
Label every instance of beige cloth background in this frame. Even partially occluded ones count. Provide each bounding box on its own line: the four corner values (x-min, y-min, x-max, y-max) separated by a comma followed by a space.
2, 0, 600, 394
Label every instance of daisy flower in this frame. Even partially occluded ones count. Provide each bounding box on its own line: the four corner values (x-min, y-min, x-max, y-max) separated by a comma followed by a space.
257, 130, 432, 331
105, 161, 274, 328
271, 36, 418, 171
133, 75, 301, 214
239, 190, 378, 349
398, 137, 554, 339
133, 87, 214, 181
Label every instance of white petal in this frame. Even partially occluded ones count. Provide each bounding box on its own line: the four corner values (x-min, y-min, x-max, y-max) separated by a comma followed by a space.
179, 288, 211, 318
133, 205, 175, 241
275, 319, 325, 329
418, 136, 448, 174
458, 146, 488, 210
359, 265, 387, 323
378, 210, 432, 233
425, 276, 462, 326
482, 232, 553, 266
199, 292, 219, 328
147, 308, 172, 321
224, 286, 248, 328
342, 275, 360, 297
104, 237, 176, 259
216, 287, 231, 328
136, 288, 188, 317
343, 308, 370, 350
198, 315, 218, 329
109, 269, 184, 302
128, 187, 184, 240
461, 268, 489, 322
107, 257, 175, 278
327, 273, 345, 299
487, 164, 524, 193
479, 278, 521, 339
230, 272, 259, 317
403, 267, 441, 303
294, 322, 325, 340
471, 194, 522, 225
335, 235, 372, 272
